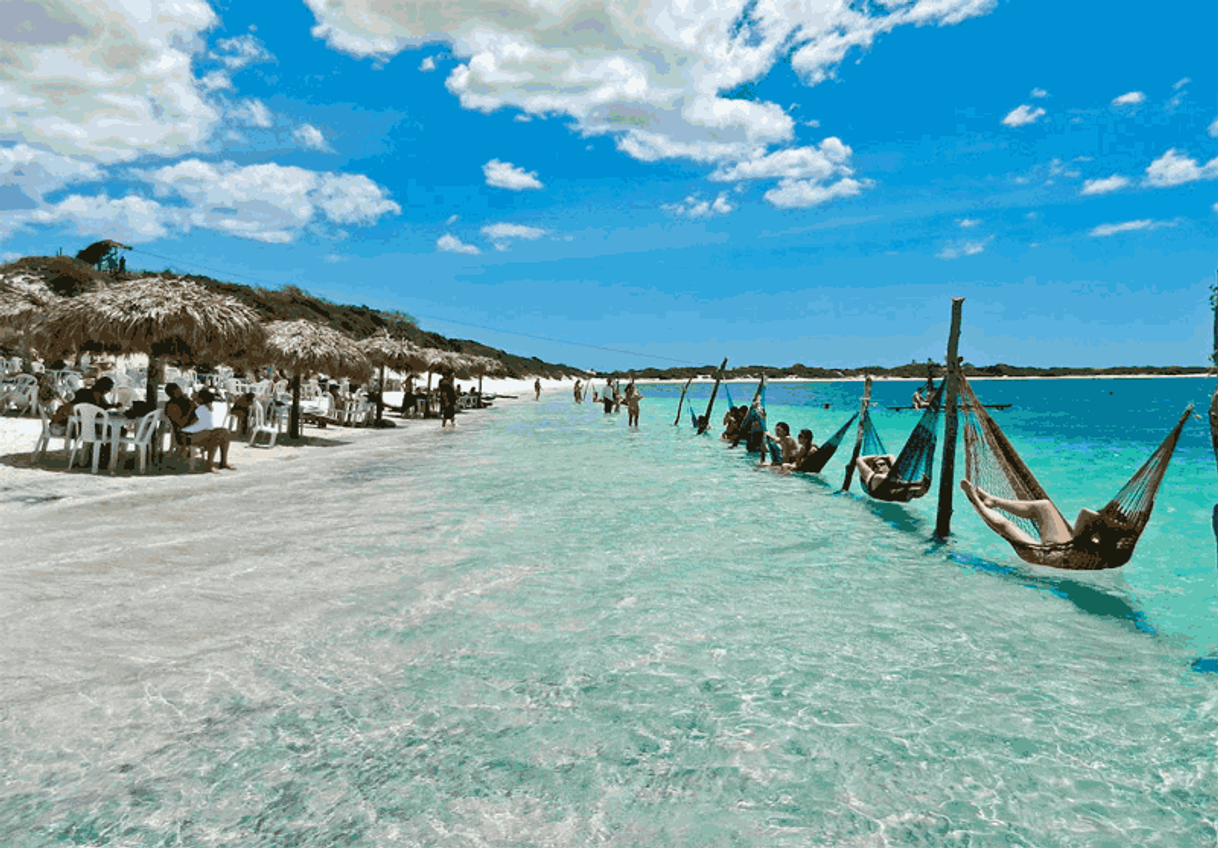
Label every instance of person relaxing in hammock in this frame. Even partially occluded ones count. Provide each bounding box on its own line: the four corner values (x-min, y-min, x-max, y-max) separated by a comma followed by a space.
783, 429, 820, 472
765, 422, 799, 465
856, 454, 897, 491
959, 479, 1129, 550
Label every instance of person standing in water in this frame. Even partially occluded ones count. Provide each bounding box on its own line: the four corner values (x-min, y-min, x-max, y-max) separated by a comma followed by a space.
626, 385, 642, 427
573, 379, 583, 404
439, 371, 458, 428
534, 378, 541, 401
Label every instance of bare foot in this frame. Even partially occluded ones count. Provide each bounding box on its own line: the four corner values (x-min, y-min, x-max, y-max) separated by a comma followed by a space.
218, 464, 236, 470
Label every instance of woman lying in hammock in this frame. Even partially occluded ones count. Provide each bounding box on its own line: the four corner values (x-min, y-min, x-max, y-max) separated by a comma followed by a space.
959, 478, 1138, 559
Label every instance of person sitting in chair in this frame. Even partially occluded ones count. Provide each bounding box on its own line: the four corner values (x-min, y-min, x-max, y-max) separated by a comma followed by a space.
165, 385, 233, 471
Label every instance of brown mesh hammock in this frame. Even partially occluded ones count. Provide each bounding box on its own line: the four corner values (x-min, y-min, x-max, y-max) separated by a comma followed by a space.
959, 374, 1191, 570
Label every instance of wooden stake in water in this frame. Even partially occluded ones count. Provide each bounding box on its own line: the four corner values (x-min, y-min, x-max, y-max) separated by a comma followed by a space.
935, 297, 965, 540
841, 375, 872, 491
697, 358, 729, 435
1210, 269, 1218, 565
673, 376, 694, 426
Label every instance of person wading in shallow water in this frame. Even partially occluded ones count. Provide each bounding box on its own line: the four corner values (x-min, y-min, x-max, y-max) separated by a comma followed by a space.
439, 370, 458, 428
534, 378, 541, 401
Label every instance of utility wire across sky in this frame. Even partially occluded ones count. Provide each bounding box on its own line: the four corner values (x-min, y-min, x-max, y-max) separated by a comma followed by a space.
129, 247, 701, 367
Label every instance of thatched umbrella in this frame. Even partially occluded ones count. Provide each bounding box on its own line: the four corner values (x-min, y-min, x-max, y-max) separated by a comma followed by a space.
0, 271, 60, 366
469, 355, 508, 396
357, 330, 429, 425
29, 275, 265, 402
259, 319, 373, 439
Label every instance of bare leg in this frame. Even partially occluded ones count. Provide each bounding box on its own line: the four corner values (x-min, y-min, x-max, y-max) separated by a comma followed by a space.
965, 481, 1073, 543
960, 479, 1039, 545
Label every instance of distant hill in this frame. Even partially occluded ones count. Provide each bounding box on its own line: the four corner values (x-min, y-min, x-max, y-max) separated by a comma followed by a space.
606, 361, 1213, 381
1, 255, 585, 380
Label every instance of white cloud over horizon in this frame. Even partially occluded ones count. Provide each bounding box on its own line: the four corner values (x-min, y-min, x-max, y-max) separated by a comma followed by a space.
483, 159, 543, 190
937, 236, 991, 259
1080, 175, 1131, 195
1144, 149, 1218, 187
1001, 105, 1045, 127
437, 233, 480, 255
662, 193, 735, 218
481, 222, 551, 250
1089, 219, 1173, 237
1111, 91, 1146, 107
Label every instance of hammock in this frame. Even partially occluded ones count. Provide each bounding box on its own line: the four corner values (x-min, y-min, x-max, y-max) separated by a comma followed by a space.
853, 381, 945, 502
794, 413, 858, 473
959, 374, 1191, 570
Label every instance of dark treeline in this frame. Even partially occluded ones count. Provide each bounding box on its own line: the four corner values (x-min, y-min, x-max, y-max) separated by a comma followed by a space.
605, 362, 1213, 381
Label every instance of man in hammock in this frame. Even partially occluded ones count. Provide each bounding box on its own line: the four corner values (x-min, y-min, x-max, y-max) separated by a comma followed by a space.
855, 454, 897, 492
959, 479, 1124, 549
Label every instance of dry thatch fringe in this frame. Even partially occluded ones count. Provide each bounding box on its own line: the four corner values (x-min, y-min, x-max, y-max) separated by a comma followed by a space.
357, 329, 430, 373
0, 271, 60, 327
29, 275, 265, 361
259, 319, 374, 382
468, 355, 508, 378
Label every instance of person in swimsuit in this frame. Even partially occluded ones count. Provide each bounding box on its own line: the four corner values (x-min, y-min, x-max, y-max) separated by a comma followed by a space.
960, 479, 1104, 547
856, 454, 896, 491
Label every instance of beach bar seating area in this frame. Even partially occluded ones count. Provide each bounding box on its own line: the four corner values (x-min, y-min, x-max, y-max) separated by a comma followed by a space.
0, 272, 508, 476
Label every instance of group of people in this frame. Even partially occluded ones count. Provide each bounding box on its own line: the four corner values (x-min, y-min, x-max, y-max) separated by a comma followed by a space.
573, 377, 642, 426
720, 403, 827, 474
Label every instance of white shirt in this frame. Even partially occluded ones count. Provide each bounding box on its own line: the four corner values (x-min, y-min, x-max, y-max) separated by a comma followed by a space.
183, 403, 217, 433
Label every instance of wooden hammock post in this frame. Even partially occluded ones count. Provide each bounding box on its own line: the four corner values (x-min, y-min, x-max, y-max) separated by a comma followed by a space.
1210, 268, 1218, 565
842, 375, 872, 491
673, 376, 693, 426
697, 358, 729, 434
935, 297, 965, 540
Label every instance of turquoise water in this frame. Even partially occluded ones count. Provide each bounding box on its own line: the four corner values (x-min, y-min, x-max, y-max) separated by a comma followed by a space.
2, 377, 1217, 846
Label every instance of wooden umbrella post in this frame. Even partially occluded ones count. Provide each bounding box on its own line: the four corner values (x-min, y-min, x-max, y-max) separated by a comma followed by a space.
375, 363, 386, 426
935, 297, 965, 540
841, 375, 872, 491
289, 373, 302, 440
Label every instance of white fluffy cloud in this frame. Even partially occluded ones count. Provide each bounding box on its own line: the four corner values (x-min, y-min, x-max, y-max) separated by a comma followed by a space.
1208, 118, 1218, 138
31, 194, 170, 243
437, 234, 480, 255
232, 99, 274, 128
957, 218, 980, 228
301, 0, 996, 171
119, 159, 402, 243
294, 123, 332, 151
480, 222, 550, 250
1089, 219, 1173, 238
0, 0, 219, 164
1080, 175, 1131, 195
1111, 91, 1146, 107
419, 56, 437, 72
1144, 149, 1218, 188
662, 193, 735, 218
1030, 88, 1049, 98
937, 236, 991, 259
0, 144, 102, 205
1001, 105, 1045, 127
483, 159, 543, 190
764, 177, 865, 209
710, 137, 851, 182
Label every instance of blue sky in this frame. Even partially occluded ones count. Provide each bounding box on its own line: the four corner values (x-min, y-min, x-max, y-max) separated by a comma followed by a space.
2, 0, 1216, 372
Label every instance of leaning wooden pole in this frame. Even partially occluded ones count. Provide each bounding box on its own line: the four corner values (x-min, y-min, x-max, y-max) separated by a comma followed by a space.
1210, 269, 1218, 565
841, 375, 872, 491
935, 297, 965, 540
673, 376, 694, 426
697, 358, 729, 434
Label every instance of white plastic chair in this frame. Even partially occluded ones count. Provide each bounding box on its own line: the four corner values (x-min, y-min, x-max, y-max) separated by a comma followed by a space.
113, 410, 163, 474
249, 399, 284, 448
32, 409, 74, 463
67, 403, 118, 474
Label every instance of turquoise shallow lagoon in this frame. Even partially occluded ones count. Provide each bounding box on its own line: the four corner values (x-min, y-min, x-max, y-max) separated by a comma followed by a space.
2, 376, 1217, 846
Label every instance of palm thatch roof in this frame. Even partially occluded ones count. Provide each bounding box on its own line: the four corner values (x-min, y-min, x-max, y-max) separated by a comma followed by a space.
0, 271, 60, 329
30, 275, 265, 361
469, 355, 509, 378
260, 319, 373, 382
357, 329, 430, 372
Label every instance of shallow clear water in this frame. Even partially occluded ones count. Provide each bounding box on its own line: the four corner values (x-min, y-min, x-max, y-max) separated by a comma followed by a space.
2, 377, 1217, 846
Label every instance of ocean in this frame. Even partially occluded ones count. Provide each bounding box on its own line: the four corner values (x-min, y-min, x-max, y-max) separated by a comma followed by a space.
1, 376, 1216, 846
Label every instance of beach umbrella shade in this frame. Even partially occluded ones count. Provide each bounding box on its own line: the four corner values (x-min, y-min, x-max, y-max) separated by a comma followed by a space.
29, 275, 265, 402
468, 355, 508, 394
258, 319, 373, 439
0, 271, 61, 365
357, 330, 429, 425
